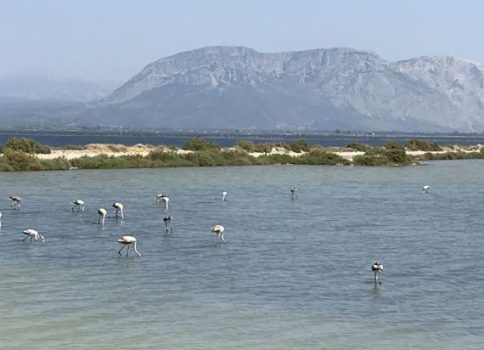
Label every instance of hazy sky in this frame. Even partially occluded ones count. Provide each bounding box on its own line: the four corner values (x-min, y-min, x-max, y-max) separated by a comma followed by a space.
1, 0, 483, 83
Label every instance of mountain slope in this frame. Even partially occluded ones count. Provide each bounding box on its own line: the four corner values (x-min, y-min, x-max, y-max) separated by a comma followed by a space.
77, 46, 484, 131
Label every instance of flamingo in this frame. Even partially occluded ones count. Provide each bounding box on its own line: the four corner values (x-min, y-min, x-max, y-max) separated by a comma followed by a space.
0, 211, 2, 228
221, 191, 228, 201
112, 202, 124, 220
290, 186, 297, 200
72, 199, 85, 212
98, 208, 107, 225
422, 185, 430, 193
371, 262, 384, 284
156, 194, 169, 210
9, 195, 22, 209
23, 229, 44, 242
211, 224, 225, 242
117, 235, 141, 256
163, 216, 173, 233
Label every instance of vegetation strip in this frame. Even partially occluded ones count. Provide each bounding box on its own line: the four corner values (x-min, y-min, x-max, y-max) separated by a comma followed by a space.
1, 137, 484, 171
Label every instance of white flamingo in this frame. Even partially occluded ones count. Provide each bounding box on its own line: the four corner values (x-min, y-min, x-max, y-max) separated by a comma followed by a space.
221, 191, 228, 201
98, 208, 107, 225
112, 202, 124, 220
211, 224, 225, 242
9, 195, 22, 209
290, 186, 297, 200
371, 262, 384, 284
156, 194, 169, 210
0, 211, 2, 228
422, 185, 430, 193
163, 216, 173, 233
72, 199, 85, 212
23, 229, 44, 242
117, 235, 141, 256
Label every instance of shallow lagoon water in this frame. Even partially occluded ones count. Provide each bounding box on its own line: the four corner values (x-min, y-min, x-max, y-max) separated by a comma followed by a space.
1, 161, 484, 349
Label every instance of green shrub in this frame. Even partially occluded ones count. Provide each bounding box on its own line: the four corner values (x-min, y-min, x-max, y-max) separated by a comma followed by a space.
353, 148, 415, 166
383, 140, 403, 150
289, 139, 310, 153
236, 140, 256, 152
405, 139, 442, 151
2, 137, 51, 154
254, 143, 273, 153
347, 142, 370, 152
3, 150, 44, 171
258, 153, 295, 164
183, 138, 220, 151
299, 150, 350, 165
40, 157, 71, 170
420, 151, 484, 161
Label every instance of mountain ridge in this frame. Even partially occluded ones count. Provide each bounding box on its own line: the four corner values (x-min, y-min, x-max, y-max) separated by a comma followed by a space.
87, 46, 484, 132
4, 46, 484, 132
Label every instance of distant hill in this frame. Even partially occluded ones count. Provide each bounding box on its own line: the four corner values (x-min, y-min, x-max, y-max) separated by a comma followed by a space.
5, 46, 484, 132
0, 75, 116, 102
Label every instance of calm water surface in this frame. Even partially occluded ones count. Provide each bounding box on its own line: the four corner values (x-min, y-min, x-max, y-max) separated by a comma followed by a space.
0, 161, 483, 349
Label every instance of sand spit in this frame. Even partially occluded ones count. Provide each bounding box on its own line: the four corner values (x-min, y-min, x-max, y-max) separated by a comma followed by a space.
32, 143, 484, 162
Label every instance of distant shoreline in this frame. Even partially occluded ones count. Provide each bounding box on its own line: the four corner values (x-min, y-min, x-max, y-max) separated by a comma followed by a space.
3, 129, 484, 149
36, 143, 483, 162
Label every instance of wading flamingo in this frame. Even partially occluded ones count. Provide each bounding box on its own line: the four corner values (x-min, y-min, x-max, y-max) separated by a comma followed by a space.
371, 262, 384, 284
221, 191, 228, 201
9, 195, 22, 209
156, 194, 169, 210
113, 202, 124, 220
422, 185, 430, 193
72, 200, 85, 212
117, 235, 141, 256
23, 229, 44, 242
211, 225, 225, 242
163, 216, 173, 233
290, 186, 297, 200
98, 208, 107, 225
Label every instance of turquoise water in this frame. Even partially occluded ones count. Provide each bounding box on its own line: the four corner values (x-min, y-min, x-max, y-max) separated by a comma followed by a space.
0, 161, 483, 349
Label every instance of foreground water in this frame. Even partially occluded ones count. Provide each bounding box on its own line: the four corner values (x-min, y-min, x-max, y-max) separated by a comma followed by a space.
0, 161, 483, 349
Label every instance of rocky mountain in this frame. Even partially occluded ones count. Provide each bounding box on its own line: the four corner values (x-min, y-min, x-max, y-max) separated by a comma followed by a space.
9, 46, 484, 132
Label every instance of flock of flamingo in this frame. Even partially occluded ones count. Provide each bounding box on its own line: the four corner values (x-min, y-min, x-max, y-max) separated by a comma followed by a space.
0, 184, 431, 284
2, 191, 228, 259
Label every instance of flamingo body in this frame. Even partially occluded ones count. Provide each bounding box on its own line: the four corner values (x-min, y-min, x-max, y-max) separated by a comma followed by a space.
371, 262, 384, 283
117, 235, 141, 256
211, 224, 225, 241
163, 216, 173, 233
156, 194, 169, 210
112, 202, 124, 220
72, 199, 85, 212
23, 229, 45, 242
98, 208, 107, 225
9, 195, 22, 209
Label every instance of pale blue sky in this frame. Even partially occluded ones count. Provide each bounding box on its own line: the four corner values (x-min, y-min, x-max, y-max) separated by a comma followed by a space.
1, 0, 483, 82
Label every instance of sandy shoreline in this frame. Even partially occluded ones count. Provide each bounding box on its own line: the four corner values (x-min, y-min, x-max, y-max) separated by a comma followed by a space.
32, 143, 484, 162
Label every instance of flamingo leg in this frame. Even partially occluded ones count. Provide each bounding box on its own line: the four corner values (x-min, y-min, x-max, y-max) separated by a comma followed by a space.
118, 245, 125, 255
22, 235, 29, 241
